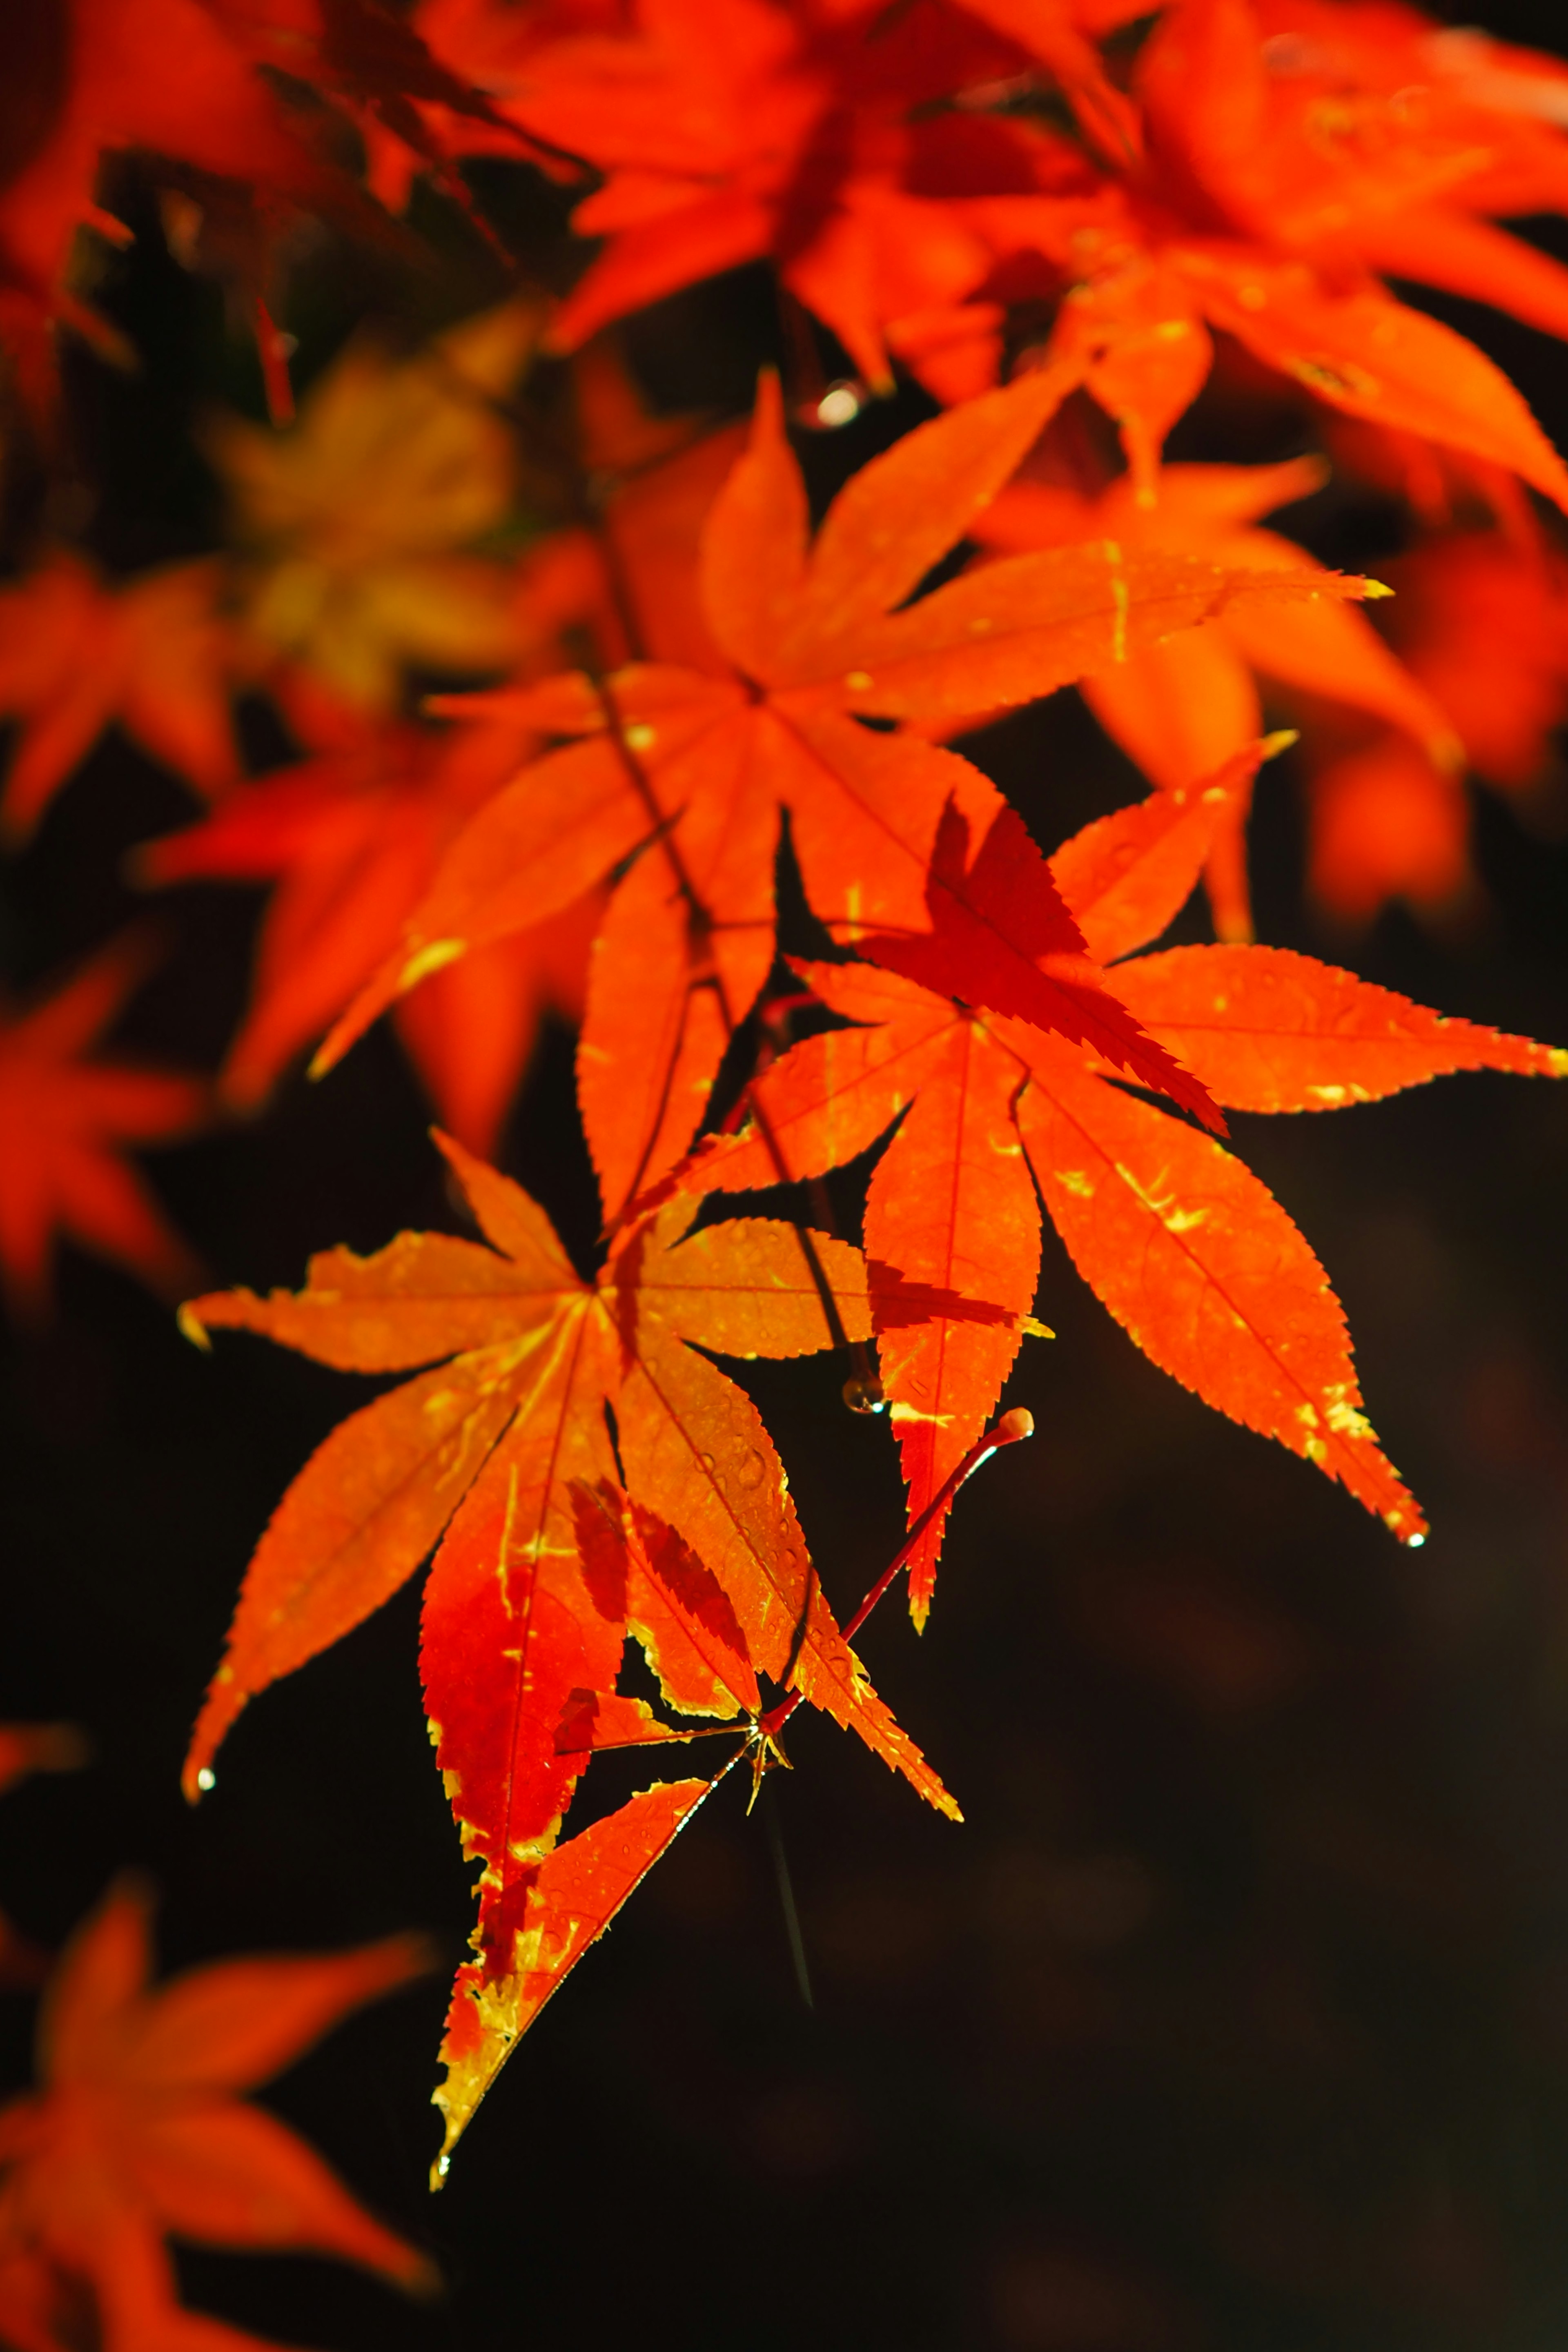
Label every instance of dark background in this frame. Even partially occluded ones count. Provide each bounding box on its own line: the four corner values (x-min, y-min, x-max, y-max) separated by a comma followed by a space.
8, 7, 1568, 2346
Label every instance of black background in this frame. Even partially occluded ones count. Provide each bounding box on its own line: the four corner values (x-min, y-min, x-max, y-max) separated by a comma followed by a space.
9, 6, 1568, 2346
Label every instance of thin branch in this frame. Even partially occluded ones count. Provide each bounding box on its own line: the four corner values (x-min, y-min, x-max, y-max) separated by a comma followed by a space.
761, 1777, 815, 2008
758, 1408, 1034, 1745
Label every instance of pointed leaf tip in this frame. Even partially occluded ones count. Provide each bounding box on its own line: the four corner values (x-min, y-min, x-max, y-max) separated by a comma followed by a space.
177, 1303, 211, 1350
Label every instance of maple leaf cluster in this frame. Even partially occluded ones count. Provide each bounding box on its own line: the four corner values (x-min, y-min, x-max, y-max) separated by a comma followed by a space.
3, 0, 1568, 2283
171, 367, 1562, 2170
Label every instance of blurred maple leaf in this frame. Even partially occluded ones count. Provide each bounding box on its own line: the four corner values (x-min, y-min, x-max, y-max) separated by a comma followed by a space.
144, 340, 744, 1146
0, 1729, 87, 1806
1034, 0, 1568, 496
509, 337, 747, 674
141, 717, 599, 1155
369, 0, 1095, 399
1380, 529, 1568, 795
0, 0, 535, 407
362, 0, 1568, 495
206, 299, 539, 708
0, 935, 206, 1322
0, 1877, 434, 2352
972, 454, 1461, 940
0, 0, 329, 397
1298, 528, 1568, 927
1304, 732, 1476, 929
0, 555, 238, 844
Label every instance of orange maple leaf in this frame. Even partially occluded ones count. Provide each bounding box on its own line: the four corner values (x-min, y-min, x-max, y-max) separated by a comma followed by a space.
1303, 731, 1476, 929
1140, 0, 1568, 337
140, 720, 598, 1155
204, 300, 539, 709
428, 1476, 765, 2171
0, 0, 531, 405
178, 1136, 1039, 2145
0, 935, 205, 1322
971, 454, 1461, 940
356, 0, 1568, 496
0, 0, 332, 397
317, 368, 1384, 1219
0, 1878, 434, 2352
1286, 526, 1568, 927
1036, 0, 1568, 498
659, 746, 1566, 1615
1375, 527, 1568, 795
0, 556, 238, 845
374, 0, 1126, 400
180, 1132, 981, 1812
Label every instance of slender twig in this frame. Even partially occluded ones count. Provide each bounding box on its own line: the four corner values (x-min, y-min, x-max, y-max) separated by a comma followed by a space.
757, 1408, 1034, 1746
761, 1777, 814, 2009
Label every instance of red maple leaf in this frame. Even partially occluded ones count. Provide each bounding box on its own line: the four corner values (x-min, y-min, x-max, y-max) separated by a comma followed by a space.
0, 0, 537, 407
969, 454, 1461, 940
1293, 523, 1568, 926
0, 935, 205, 1322
1034, 0, 1568, 498
140, 719, 599, 1155
178, 1135, 1034, 2147
372, 0, 1130, 399
349, 0, 1568, 499
316, 368, 1382, 1219
1377, 528, 1568, 796
0, 556, 238, 845
657, 745, 1564, 1615
0, 1878, 433, 2352
0, 0, 327, 397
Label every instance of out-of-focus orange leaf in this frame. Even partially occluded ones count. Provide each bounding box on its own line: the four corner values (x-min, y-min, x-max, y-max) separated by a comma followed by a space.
0, 556, 238, 843
0, 1878, 434, 2352
1379, 530, 1568, 793
207, 301, 539, 709
1306, 734, 1475, 927
973, 455, 1459, 942
0, 935, 205, 1322
0, 0, 528, 405
140, 717, 598, 1155
385, 0, 1081, 397
368, 0, 1568, 500
0, 0, 327, 396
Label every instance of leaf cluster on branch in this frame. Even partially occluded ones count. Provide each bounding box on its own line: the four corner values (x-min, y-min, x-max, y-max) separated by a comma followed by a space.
3, 0, 1568, 2320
